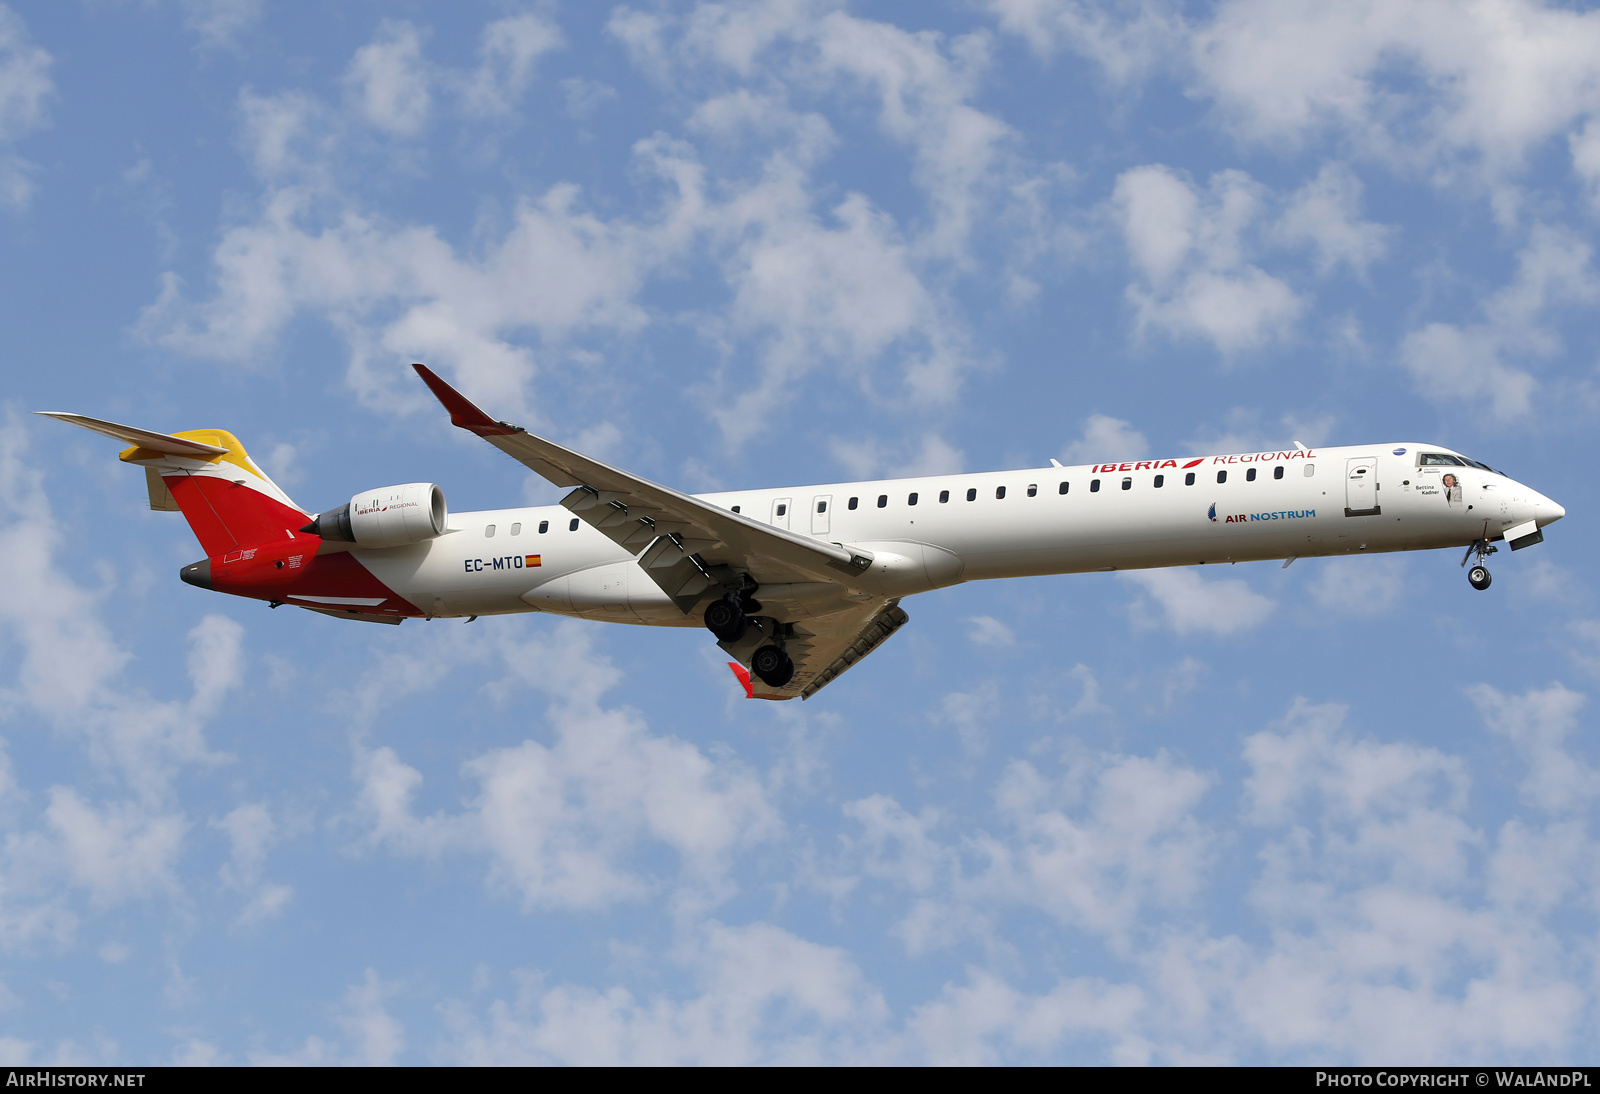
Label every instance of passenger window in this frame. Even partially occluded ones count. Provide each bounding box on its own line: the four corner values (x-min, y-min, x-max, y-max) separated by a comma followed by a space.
996, 486, 1006, 499
1217, 470, 1227, 484
776, 503, 787, 516
486, 524, 496, 537
1304, 464, 1315, 478
939, 490, 949, 503
877, 495, 888, 508
568, 518, 579, 531
966, 488, 977, 501
908, 492, 918, 506
849, 497, 858, 510
1246, 467, 1257, 482
1154, 475, 1164, 488
1090, 479, 1101, 492
1273, 466, 1284, 480
1185, 472, 1195, 486
817, 501, 827, 513
1027, 484, 1038, 497
511, 522, 521, 535
1121, 477, 1132, 490
538, 520, 549, 534
1059, 481, 1069, 494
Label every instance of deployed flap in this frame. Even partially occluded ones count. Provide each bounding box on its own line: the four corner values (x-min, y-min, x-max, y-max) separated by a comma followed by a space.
413, 364, 873, 601
34, 412, 229, 458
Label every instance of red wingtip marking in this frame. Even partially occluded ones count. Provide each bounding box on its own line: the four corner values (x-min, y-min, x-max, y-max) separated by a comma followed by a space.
411, 363, 518, 437
727, 661, 754, 698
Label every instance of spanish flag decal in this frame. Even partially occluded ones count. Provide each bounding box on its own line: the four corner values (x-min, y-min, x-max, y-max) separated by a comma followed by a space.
526, 555, 541, 567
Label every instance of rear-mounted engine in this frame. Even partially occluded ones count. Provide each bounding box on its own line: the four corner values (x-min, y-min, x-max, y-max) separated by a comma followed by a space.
302, 483, 448, 548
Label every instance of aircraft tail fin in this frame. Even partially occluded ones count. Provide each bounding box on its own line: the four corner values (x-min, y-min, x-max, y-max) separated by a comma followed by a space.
36, 412, 309, 558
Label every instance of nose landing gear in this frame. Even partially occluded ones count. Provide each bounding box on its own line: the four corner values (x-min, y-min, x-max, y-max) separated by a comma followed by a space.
1461, 538, 1497, 591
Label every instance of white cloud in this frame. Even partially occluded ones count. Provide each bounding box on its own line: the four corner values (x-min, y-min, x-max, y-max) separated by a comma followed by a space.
43, 790, 186, 908
1469, 682, 1593, 814
440, 921, 890, 1064
987, 0, 1182, 85
215, 803, 292, 925
1121, 568, 1276, 636
1399, 225, 1598, 420
1112, 165, 1303, 354
458, 14, 564, 118
0, 5, 51, 208
966, 616, 1015, 647
251, 970, 404, 1066
932, 682, 1000, 757
175, 0, 262, 49
1059, 414, 1147, 465
345, 21, 432, 136
996, 1, 1600, 207
1273, 163, 1391, 278
1305, 556, 1407, 618
828, 432, 965, 479
906, 967, 1148, 1065
352, 623, 778, 912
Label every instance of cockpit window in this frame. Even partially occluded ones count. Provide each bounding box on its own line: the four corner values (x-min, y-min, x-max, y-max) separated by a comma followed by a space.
1421, 452, 1506, 476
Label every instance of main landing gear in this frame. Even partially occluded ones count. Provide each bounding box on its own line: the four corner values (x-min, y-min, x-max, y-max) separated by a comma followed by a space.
1461, 538, 1497, 591
703, 589, 761, 642
751, 643, 795, 688
704, 589, 794, 687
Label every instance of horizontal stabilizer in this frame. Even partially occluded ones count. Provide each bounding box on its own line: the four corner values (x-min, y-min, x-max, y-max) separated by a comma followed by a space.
34, 412, 229, 458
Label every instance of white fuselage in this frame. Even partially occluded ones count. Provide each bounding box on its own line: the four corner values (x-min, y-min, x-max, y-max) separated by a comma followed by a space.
352, 444, 1564, 623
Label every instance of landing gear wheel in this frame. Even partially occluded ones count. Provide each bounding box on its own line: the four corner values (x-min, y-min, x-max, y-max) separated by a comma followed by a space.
750, 644, 795, 688
704, 597, 747, 643
1468, 566, 1492, 591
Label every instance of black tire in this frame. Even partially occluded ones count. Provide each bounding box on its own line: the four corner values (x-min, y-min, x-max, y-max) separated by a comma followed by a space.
1469, 566, 1492, 591
704, 598, 746, 642
751, 645, 794, 688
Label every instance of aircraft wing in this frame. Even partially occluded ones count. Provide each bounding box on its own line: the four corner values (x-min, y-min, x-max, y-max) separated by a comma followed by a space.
413, 365, 874, 610
733, 600, 910, 700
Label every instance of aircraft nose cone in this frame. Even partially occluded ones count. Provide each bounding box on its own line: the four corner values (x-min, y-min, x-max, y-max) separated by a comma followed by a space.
1541, 496, 1566, 525
180, 559, 213, 590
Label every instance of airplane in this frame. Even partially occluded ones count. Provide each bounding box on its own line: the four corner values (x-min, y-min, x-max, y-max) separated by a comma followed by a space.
37, 364, 1566, 700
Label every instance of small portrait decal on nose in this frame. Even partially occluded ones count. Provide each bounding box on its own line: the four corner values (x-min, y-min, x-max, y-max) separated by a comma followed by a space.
1443, 473, 1462, 505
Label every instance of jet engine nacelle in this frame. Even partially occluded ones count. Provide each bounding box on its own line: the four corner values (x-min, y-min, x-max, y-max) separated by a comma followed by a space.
303, 483, 447, 548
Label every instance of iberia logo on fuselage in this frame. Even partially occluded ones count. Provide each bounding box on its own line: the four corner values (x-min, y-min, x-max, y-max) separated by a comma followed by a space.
1091, 449, 1314, 475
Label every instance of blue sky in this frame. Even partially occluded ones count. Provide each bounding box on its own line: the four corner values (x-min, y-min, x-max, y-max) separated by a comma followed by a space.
1, 0, 1598, 1064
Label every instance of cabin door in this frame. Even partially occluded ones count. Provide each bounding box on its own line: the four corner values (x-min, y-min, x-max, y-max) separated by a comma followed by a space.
811, 495, 832, 535
1345, 458, 1379, 515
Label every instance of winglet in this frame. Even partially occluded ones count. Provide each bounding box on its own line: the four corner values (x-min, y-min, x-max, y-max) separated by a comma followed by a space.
727, 661, 754, 699
411, 364, 521, 437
